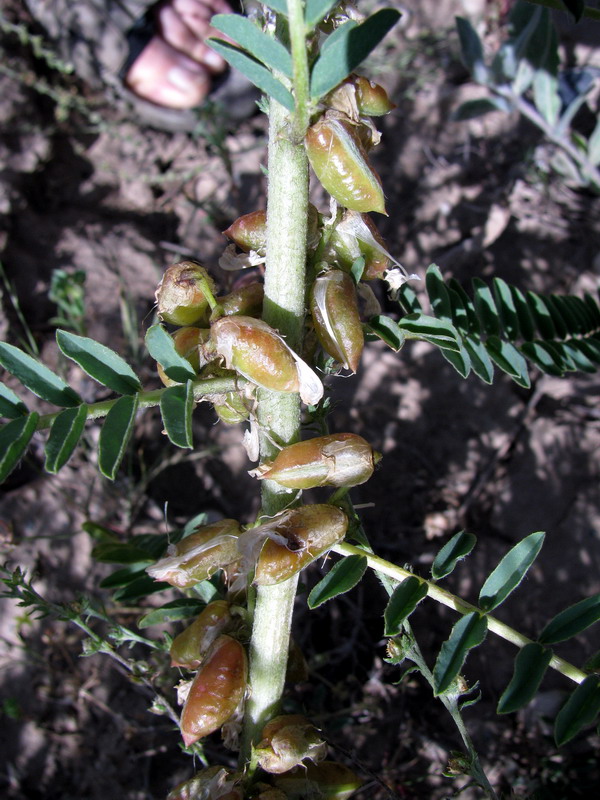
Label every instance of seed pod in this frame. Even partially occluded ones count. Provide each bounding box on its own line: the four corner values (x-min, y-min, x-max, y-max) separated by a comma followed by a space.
255, 433, 379, 490
324, 210, 392, 281
170, 600, 232, 669
211, 316, 323, 405
157, 326, 211, 387
310, 270, 364, 372
156, 261, 216, 326
223, 210, 267, 255
253, 504, 348, 585
215, 282, 264, 320
168, 767, 239, 800
146, 519, 242, 589
213, 392, 250, 425
352, 75, 396, 116
305, 114, 386, 214
272, 761, 362, 800
256, 715, 327, 774
180, 635, 247, 747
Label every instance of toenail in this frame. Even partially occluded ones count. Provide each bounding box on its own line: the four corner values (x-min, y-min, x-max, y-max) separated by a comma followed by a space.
167, 66, 197, 91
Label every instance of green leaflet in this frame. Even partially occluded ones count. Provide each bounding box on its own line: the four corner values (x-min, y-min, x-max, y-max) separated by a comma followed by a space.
431, 531, 477, 581
472, 278, 501, 336
478, 532, 544, 612
365, 315, 405, 351
493, 278, 520, 341
0, 341, 80, 407
207, 38, 294, 111
0, 383, 28, 419
160, 381, 194, 449
145, 324, 196, 384
539, 593, 600, 645
426, 265, 453, 321
433, 612, 488, 696
398, 313, 461, 352
384, 576, 428, 636
211, 14, 292, 78
310, 9, 401, 100
98, 394, 139, 480
0, 412, 39, 483
45, 404, 88, 474
485, 336, 530, 387
497, 643, 552, 714
56, 330, 141, 394
138, 598, 206, 629
455, 16, 488, 84
554, 676, 600, 746
305, 0, 339, 29
307, 555, 367, 609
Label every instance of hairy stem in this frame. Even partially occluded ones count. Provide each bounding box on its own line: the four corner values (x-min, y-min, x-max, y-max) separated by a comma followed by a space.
334, 542, 588, 684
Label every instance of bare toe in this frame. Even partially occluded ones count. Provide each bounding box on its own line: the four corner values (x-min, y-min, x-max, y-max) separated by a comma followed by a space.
125, 36, 211, 109
158, 4, 226, 73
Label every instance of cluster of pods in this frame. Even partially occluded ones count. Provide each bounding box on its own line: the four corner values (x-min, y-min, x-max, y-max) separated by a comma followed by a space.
146, 69, 398, 800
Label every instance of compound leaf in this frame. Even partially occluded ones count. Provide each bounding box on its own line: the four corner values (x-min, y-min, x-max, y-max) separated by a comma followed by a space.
56, 330, 141, 395
0, 341, 80, 407
308, 555, 367, 609
98, 394, 138, 480
433, 612, 488, 695
479, 532, 544, 612
539, 593, 600, 645
45, 404, 88, 473
498, 643, 552, 714
384, 576, 428, 636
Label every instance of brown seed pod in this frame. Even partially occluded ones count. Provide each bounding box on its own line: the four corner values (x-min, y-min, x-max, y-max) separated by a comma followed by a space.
254, 433, 380, 490
146, 520, 242, 589
179, 635, 248, 747
170, 601, 232, 669
256, 715, 327, 774
253, 504, 348, 585
310, 270, 364, 372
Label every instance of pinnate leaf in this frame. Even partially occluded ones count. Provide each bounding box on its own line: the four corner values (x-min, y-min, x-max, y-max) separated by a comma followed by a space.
160, 381, 194, 449
432, 531, 477, 580
539, 593, 600, 645
433, 612, 488, 695
478, 532, 544, 612
98, 394, 139, 480
308, 555, 367, 609
497, 643, 552, 714
45, 404, 88, 473
0, 341, 80, 407
0, 413, 39, 483
384, 576, 428, 636
554, 676, 600, 746
56, 330, 141, 394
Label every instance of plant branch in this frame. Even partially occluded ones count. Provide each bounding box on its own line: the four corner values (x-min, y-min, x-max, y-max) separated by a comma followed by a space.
333, 542, 588, 684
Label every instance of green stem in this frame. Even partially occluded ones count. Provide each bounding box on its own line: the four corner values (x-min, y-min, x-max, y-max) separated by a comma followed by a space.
334, 542, 588, 685
288, 0, 311, 140
239, 89, 310, 771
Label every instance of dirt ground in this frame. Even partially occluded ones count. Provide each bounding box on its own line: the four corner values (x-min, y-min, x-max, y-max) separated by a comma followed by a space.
1, 1, 600, 798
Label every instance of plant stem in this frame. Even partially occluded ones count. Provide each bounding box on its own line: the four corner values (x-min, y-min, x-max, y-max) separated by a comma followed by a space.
334, 542, 588, 684
239, 89, 310, 771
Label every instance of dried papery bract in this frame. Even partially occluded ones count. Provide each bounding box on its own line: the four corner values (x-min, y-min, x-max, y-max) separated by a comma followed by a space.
146, 519, 242, 589
180, 635, 248, 747
256, 715, 327, 774
170, 601, 232, 669
272, 761, 362, 799
253, 504, 348, 585
210, 316, 323, 405
156, 262, 216, 326
254, 433, 380, 490
305, 114, 387, 214
310, 270, 364, 372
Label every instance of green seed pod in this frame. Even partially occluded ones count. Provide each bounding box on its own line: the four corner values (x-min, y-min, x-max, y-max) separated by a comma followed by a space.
223, 210, 267, 255
156, 261, 216, 326
272, 761, 362, 799
305, 114, 386, 214
146, 519, 242, 589
214, 392, 251, 425
157, 326, 211, 387
310, 270, 364, 372
256, 715, 327, 774
170, 600, 232, 669
253, 504, 348, 585
180, 635, 247, 747
214, 282, 264, 320
210, 316, 323, 405
256, 433, 379, 490
323, 210, 392, 281
352, 75, 396, 116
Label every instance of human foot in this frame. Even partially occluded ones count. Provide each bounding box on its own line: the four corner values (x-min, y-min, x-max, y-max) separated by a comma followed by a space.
124, 0, 231, 109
